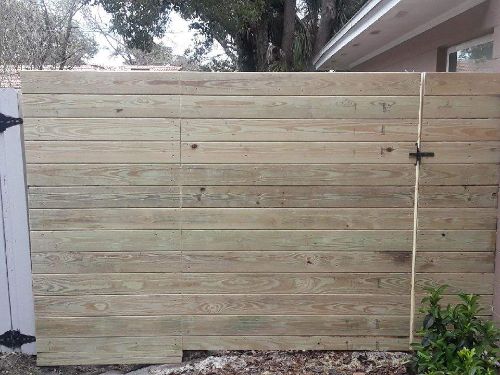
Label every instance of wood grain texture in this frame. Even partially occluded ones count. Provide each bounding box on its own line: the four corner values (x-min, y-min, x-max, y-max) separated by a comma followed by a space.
416, 252, 494, 273
182, 230, 412, 251
30, 230, 181, 252
420, 164, 499, 186
29, 186, 182, 208
22, 94, 181, 118
23, 118, 180, 141
21, 71, 421, 95
182, 119, 418, 141
183, 335, 409, 350
418, 208, 497, 230
35, 294, 411, 316
25, 141, 179, 164
32, 272, 412, 296
421, 119, 500, 141
32, 272, 493, 296
425, 73, 500, 96
417, 230, 496, 252
419, 186, 498, 208
421, 142, 500, 164
181, 142, 414, 164
181, 251, 411, 273
181, 186, 414, 208
36, 353, 181, 366
423, 96, 500, 118
32, 252, 181, 274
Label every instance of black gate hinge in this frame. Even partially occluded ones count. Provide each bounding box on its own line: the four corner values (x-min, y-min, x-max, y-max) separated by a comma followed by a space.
0, 330, 36, 349
409, 143, 434, 165
0, 113, 23, 133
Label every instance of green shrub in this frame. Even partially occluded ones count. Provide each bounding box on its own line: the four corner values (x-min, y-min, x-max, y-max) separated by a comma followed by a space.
408, 285, 500, 375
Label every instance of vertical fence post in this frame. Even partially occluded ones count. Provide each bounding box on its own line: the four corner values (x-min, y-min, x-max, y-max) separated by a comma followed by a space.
0, 89, 36, 354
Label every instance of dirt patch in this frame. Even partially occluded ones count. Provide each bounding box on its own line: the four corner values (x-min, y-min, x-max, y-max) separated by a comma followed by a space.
0, 351, 410, 375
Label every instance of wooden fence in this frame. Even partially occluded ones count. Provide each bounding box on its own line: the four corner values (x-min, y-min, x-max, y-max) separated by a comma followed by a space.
20, 71, 499, 366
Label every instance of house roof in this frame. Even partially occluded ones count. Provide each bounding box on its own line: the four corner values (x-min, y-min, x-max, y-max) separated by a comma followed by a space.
313, 0, 489, 70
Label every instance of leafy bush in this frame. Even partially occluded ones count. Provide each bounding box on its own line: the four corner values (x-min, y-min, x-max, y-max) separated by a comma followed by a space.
408, 285, 500, 375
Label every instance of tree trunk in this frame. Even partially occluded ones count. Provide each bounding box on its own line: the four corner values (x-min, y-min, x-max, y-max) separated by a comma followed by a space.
281, 0, 296, 70
313, 0, 336, 56
58, 0, 79, 70
255, 18, 269, 71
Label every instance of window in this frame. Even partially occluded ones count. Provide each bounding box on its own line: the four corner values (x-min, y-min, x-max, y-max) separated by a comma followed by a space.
447, 34, 497, 72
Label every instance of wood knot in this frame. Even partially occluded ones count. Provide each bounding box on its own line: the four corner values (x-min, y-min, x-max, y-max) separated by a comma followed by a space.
191, 144, 198, 149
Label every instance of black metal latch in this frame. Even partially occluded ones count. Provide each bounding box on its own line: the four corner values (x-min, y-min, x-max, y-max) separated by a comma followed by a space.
0, 113, 23, 133
409, 143, 434, 165
0, 330, 36, 349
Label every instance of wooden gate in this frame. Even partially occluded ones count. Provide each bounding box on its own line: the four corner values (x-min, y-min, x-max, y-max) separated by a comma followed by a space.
20, 71, 499, 365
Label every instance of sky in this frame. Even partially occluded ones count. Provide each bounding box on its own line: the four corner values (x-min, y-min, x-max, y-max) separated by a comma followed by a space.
83, 6, 222, 66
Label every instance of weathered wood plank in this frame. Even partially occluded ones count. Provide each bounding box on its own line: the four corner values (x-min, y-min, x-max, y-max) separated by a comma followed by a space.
37, 353, 181, 366
182, 315, 409, 336
32, 252, 181, 274
37, 336, 181, 353
30, 208, 413, 230
183, 335, 409, 351
180, 96, 419, 119
182, 119, 417, 141
421, 142, 500, 164
419, 186, 498, 208
421, 119, 500, 141
29, 186, 182, 208
36, 316, 182, 337
181, 186, 414, 208
26, 164, 181, 186
180, 208, 413, 230
23, 118, 180, 141
33, 272, 492, 296
181, 142, 415, 164
182, 230, 412, 251
21, 71, 421, 95
22, 94, 181, 118
416, 252, 494, 273
417, 230, 496, 252
30, 230, 180, 252
181, 251, 411, 273
25, 141, 180, 164
32, 272, 412, 296
425, 73, 500, 96
423, 96, 500, 118
35, 294, 411, 316
26, 164, 415, 186
418, 208, 497, 230
29, 208, 180, 230
420, 164, 499, 186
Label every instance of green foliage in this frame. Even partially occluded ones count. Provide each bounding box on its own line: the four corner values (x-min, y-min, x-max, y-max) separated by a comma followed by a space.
409, 285, 500, 375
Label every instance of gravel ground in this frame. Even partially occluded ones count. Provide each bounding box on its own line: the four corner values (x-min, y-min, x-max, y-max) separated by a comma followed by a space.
0, 351, 411, 375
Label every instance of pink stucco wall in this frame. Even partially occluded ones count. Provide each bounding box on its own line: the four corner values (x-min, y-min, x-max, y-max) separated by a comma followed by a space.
356, 0, 500, 72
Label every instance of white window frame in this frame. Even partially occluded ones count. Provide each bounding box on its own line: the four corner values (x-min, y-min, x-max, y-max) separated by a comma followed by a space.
446, 34, 494, 71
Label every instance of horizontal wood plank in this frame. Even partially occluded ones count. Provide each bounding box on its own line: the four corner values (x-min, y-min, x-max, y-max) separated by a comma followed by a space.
182, 119, 417, 141
420, 164, 499, 186
181, 186, 414, 208
181, 142, 415, 164
416, 273, 494, 294
22, 94, 181, 118
417, 230, 496, 252
35, 294, 411, 316
419, 186, 498, 208
421, 119, 500, 141
182, 230, 413, 251
21, 71, 421, 95
425, 73, 500, 96
37, 352, 181, 366
423, 96, 500, 118
418, 208, 497, 229
23, 118, 180, 141
26, 164, 415, 186
30, 208, 414, 230
25, 141, 179, 164
32, 252, 181, 274
29, 186, 181, 208
30, 230, 181, 252
183, 335, 409, 351
416, 252, 494, 273
182, 251, 411, 273
421, 142, 500, 164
